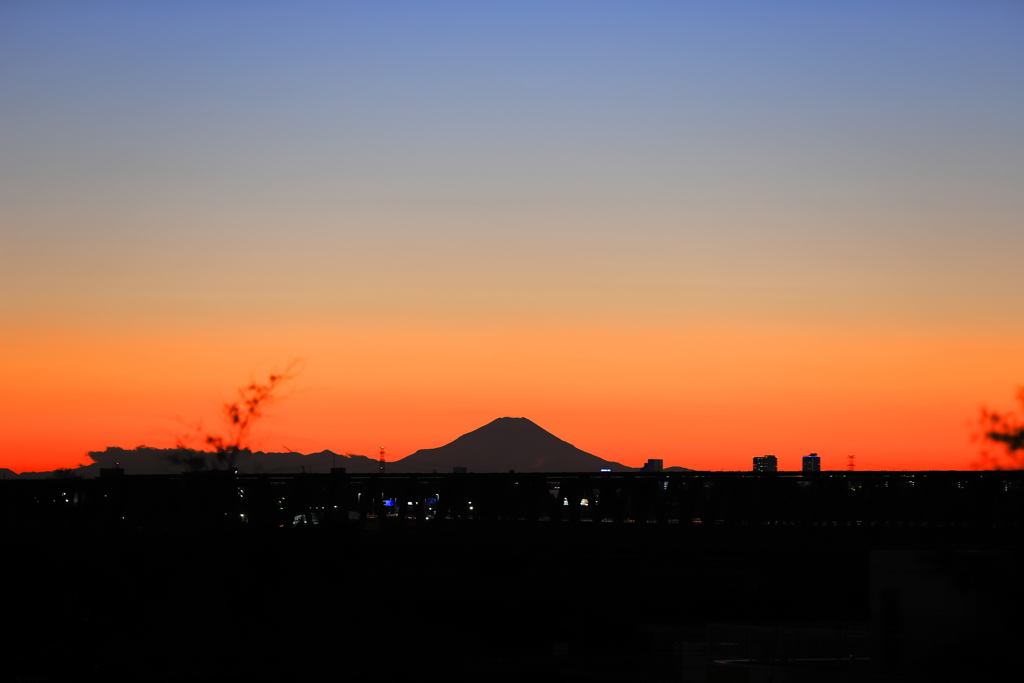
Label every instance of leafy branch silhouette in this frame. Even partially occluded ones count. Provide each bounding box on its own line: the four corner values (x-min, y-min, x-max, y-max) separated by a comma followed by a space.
975, 386, 1024, 470
172, 363, 300, 472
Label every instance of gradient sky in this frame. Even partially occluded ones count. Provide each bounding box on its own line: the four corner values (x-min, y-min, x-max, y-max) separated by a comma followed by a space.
3, 1, 1023, 473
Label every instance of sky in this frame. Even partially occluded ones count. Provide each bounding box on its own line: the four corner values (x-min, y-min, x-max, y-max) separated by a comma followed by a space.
3, 1, 1023, 473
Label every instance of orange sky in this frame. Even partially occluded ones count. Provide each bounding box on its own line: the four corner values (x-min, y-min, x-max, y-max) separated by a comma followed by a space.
3, 4, 1023, 474
4, 318, 1022, 473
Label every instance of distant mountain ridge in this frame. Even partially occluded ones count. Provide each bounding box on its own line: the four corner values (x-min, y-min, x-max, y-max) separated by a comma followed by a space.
3, 417, 691, 477
389, 417, 634, 473
4, 447, 383, 478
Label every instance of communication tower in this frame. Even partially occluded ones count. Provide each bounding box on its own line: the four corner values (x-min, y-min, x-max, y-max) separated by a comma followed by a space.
379, 446, 386, 474
847, 454, 856, 471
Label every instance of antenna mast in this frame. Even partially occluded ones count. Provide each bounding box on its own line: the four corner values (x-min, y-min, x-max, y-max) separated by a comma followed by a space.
847, 454, 856, 471
379, 446, 386, 474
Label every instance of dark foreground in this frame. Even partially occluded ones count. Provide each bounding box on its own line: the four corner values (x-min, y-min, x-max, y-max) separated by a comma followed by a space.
4, 471, 1023, 682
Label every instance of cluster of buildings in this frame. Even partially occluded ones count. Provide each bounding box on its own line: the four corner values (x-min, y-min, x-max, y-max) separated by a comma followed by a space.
753, 453, 820, 472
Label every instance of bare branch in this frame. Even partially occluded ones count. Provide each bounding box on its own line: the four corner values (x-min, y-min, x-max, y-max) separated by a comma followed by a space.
170, 362, 301, 472
974, 387, 1024, 470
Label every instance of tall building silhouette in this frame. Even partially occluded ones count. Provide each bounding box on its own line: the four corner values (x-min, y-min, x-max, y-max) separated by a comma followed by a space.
753, 455, 777, 472
802, 453, 820, 472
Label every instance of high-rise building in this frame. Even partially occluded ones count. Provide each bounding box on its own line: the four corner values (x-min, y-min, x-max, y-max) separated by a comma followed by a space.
802, 453, 820, 472
753, 455, 777, 472
642, 459, 664, 472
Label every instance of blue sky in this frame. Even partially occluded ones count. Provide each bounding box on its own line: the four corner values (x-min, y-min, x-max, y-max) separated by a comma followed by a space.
2, 1, 1023, 470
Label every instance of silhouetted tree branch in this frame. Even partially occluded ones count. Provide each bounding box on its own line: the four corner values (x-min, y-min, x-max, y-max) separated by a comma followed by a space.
976, 387, 1024, 470
172, 363, 300, 472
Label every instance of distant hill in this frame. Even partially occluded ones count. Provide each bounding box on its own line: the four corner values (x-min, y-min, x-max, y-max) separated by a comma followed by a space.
388, 417, 635, 473
4, 419, 692, 477
1, 447, 382, 478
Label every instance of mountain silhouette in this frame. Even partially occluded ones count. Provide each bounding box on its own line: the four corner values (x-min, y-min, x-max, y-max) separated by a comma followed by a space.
6, 419, 689, 477
4, 447, 383, 478
389, 417, 633, 473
